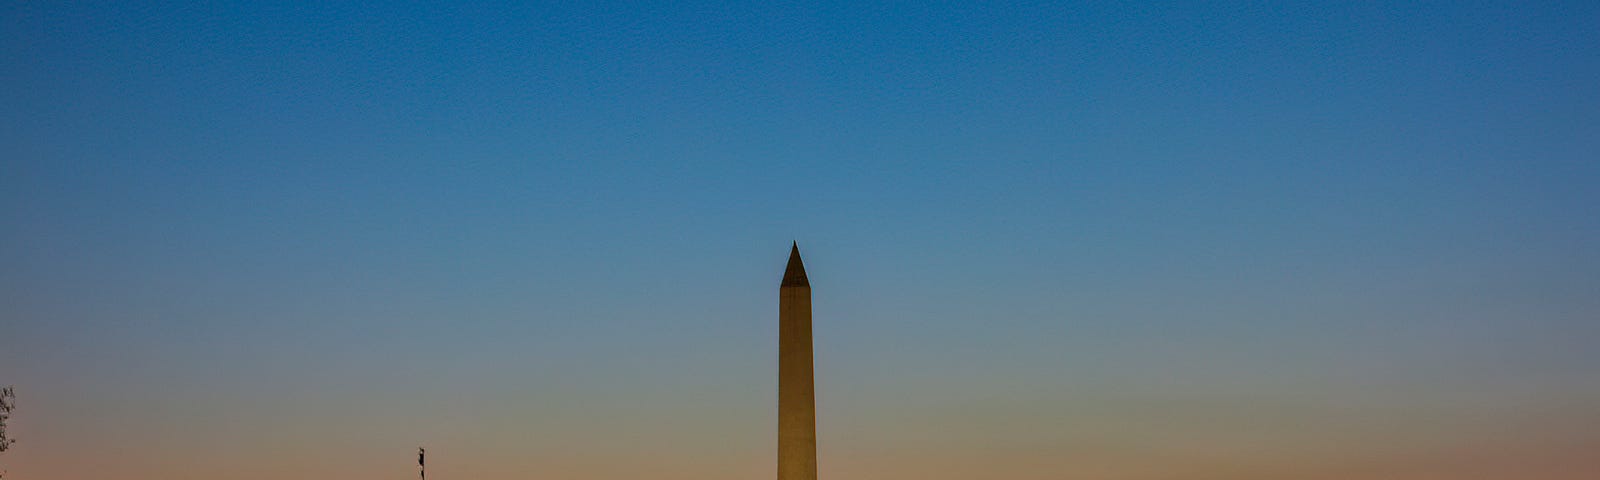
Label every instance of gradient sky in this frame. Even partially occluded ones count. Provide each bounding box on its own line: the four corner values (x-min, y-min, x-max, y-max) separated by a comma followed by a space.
3, 1, 1599, 479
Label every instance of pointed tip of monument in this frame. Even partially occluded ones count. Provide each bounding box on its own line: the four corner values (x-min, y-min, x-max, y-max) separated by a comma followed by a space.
782, 242, 809, 288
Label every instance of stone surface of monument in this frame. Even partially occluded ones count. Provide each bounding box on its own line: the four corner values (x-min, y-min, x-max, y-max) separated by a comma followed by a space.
778, 242, 817, 480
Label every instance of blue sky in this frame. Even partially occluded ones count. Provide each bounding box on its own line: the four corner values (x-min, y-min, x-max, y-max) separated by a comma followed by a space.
3, 2, 1598, 478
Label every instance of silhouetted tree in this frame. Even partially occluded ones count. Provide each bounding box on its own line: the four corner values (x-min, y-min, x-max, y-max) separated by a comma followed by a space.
0, 385, 14, 479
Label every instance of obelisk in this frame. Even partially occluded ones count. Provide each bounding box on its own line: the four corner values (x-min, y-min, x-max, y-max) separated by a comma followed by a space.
778, 242, 817, 480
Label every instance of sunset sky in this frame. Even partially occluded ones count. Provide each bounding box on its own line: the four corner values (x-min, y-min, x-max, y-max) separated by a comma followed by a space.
3, 1, 1598, 479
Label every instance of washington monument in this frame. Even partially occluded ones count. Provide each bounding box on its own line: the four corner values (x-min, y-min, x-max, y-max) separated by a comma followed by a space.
778, 242, 817, 480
